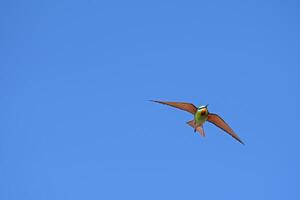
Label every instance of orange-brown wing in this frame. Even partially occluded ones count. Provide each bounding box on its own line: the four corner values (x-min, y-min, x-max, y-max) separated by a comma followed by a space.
207, 113, 244, 145
151, 100, 197, 115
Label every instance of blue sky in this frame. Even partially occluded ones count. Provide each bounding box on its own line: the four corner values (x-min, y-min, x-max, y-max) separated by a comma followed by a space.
1, 0, 300, 199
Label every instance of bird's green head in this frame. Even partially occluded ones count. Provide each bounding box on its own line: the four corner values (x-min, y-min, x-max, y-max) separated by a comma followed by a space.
198, 105, 209, 116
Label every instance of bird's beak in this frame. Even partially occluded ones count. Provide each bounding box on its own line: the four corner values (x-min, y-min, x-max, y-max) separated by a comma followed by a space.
205, 104, 209, 108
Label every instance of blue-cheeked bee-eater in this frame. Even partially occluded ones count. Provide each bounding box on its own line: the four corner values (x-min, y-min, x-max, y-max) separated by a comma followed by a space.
151, 100, 244, 145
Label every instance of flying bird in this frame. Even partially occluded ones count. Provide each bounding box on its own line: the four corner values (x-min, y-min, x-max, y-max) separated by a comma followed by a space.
151, 100, 244, 144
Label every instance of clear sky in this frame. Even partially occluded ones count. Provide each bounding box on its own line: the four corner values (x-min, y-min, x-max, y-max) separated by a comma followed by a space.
1, 0, 300, 199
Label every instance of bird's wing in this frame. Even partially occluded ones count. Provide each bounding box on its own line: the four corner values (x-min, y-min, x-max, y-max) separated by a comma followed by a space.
207, 113, 244, 144
187, 120, 205, 137
151, 100, 197, 115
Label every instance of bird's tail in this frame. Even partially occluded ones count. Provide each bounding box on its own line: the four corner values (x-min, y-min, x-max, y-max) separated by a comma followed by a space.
186, 120, 205, 137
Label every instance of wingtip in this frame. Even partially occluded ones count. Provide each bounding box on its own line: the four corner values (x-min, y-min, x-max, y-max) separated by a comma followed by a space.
150, 100, 162, 104
239, 139, 245, 145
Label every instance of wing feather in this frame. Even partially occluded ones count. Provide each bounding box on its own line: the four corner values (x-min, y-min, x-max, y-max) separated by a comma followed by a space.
151, 100, 197, 115
207, 113, 244, 144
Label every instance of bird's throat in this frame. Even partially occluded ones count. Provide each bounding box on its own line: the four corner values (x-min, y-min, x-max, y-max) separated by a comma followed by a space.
194, 111, 208, 126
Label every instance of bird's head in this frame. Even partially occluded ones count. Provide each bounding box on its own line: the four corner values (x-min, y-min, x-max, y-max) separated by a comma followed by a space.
198, 105, 209, 116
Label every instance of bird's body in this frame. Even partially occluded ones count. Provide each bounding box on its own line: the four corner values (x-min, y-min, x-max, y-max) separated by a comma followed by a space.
194, 106, 209, 127
151, 100, 244, 144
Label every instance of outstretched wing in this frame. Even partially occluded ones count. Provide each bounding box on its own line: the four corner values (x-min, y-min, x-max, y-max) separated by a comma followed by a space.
207, 113, 244, 144
151, 100, 197, 115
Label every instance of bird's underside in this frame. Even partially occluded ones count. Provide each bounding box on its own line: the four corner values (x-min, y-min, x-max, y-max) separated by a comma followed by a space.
187, 120, 205, 137
151, 100, 244, 145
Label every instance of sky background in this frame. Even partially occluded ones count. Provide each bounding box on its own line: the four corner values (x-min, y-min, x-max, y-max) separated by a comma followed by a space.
1, 0, 300, 199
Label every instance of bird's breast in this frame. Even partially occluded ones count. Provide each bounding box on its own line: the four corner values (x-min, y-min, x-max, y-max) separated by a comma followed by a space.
195, 111, 208, 126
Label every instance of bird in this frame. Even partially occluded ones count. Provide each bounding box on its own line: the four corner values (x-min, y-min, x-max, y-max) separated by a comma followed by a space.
151, 100, 244, 144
